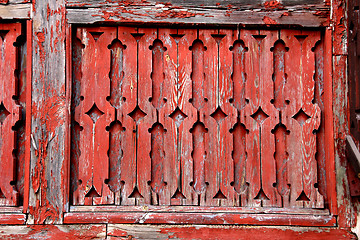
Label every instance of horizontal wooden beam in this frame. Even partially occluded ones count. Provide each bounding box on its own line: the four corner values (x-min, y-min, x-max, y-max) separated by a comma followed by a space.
67, 8, 328, 27
0, 225, 107, 238
64, 212, 337, 226
0, 214, 26, 224
107, 224, 355, 240
66, 0, 327, 10
69, 205, 330, 215
0, 4, 31, 19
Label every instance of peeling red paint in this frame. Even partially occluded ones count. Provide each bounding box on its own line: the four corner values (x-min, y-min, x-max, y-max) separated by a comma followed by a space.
35, 32, 45, 63
155, 10, 197, 19
262, 16, 278, 25
0, 225, 106, 239
158, 226, 356, 240
314, 10, 330, 18
264, 1, 284, 10
0, 0, 9, 4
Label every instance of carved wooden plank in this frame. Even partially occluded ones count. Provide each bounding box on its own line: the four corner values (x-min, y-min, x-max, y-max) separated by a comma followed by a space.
73, 27, 116, 205
217, 29, 237, 207
229, 31, 248, 206
114, 26, 138, 206
136, 27, 157, 205
158, 28, 187, 206
240, 30, 280, 207
174, 28, 198, 206
282, 30, 323, 208
0, 23, 21, 206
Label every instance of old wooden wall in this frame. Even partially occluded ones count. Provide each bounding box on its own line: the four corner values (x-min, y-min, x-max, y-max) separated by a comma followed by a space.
0, 0, 357, 239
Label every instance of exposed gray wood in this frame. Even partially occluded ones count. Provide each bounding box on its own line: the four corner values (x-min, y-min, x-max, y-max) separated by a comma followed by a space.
67, 8, 328, 27
69, 205, 330, 215
108, 224, 169, 240
66, 0, 327, 10
28, 0, 67, 224
0, 225, 106, 239
0, 3, 31, 19
346, 135, 360, 178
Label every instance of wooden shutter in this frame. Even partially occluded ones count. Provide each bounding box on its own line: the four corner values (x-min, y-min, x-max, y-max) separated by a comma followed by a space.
66, 27, 336, 225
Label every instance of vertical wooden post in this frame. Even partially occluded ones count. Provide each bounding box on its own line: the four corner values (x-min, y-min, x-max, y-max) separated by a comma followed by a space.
28, 0, 67, 224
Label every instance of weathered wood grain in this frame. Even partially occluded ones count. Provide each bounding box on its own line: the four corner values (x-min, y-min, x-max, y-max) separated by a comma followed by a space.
0, 4, 31, 19
66, 0, 327, 10
67, 8, 328, 27
73, 27, 116, 206
29, 0, 66, 224
64, 211, 336, 226
68, 205, 331, 216
68, 28, 330, 215
0, 23, 21, 207
0, 224, 106, 239
107, 225, 355, 240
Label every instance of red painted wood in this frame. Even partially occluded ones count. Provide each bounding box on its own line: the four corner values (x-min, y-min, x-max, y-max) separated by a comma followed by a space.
282, 30, 324, 208
108, 225, 355, 240
68, 27, 336, 225
323, 28, 337, 214
240, 30, 281, 207
112, 26, 138, 206
0, 224, 107, 239
73, 27, 116, 205
0, 23, 22, 207
64, 211, 336, 226
0, 214, 26, 224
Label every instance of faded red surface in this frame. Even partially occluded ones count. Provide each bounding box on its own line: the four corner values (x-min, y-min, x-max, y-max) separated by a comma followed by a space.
262, 16, 278, 24
264, 1, 284, 10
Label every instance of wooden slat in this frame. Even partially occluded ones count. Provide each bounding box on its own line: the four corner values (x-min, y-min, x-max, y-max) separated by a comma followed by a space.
73, 27, 116, 205
107, 224, 355, 240
66, 0, 326, 10
136, 27, 157, 205
64, 211, 336, 226
115, 26, 138, 206
282, 30, 324, 208
69, 205, 330, 215
0, 224, 107, 239
67, 8, 328, 27
0, 214, 26, 224
241, 30, 280, 207
175, 28, 197, 206
0, 4, 31, 19
0, 23, 21, 207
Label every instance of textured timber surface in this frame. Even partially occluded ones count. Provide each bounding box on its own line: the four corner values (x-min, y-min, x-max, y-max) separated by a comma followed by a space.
69, 27, 329, 213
